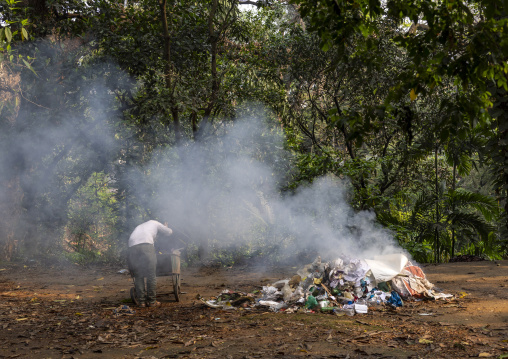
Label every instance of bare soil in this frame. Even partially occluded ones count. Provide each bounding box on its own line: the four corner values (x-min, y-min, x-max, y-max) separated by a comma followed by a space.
0, 259, 507, 359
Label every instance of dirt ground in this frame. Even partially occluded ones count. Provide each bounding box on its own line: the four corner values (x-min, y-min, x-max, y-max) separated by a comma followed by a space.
0, 259, 507, 359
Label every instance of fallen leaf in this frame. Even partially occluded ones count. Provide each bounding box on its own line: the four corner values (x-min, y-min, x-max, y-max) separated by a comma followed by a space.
458, 292, 468, 298
97, 277, 104, 281
478, 353, 494, 357
356, 320, 370, 325
419, 339, 433, 344
352, 335, 371, 344
16, 318, 29, 321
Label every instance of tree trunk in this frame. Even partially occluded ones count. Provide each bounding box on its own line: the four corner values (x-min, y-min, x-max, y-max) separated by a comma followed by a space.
204, 0, 219, 120
451, 160, 457, 258
434, 145, 440, 263
158, 0, 181, 141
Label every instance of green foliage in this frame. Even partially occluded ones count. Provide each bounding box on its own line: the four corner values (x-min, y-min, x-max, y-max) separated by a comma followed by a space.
1, 0, 507, 264
66, 172, 118, 257
0, 0, 30, 54
0, 0, 36, 76
378, 185, 499, 262
291, 0, 508, 240
61, 249, 102, 265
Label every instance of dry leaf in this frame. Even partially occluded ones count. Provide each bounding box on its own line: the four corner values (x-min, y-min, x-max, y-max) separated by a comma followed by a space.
419, 339, 433, 344
356, 320, 370, 325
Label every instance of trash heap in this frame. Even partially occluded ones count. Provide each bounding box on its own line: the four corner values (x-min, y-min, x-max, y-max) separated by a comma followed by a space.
203, 253, 452, 315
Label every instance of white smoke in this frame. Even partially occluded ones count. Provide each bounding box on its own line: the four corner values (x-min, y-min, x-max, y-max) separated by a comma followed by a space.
0, 39, 123, 256
1, 39, 404, 263
132, 106, 405, 262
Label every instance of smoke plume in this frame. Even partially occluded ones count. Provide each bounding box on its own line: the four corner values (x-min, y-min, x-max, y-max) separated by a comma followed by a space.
132, 106, 404, 263
0, 40, 404, 263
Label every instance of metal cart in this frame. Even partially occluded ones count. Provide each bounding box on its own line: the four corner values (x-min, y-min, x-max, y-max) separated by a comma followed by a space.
130, 252, 182, 304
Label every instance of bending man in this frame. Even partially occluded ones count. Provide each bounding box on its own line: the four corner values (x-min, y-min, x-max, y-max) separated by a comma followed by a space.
128, 220, 173, 307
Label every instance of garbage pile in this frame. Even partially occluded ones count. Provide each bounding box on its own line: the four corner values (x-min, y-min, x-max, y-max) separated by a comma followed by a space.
202, 253, 452, 315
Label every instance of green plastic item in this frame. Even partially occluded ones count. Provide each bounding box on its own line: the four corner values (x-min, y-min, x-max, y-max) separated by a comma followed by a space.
320, 307, 335, 312
305, 295, 318, 309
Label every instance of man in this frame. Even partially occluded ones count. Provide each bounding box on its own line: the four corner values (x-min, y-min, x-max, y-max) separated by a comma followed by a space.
128, 220, 173, 307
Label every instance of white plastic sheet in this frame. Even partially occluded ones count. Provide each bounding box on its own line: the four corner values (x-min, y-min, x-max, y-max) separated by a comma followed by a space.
364, 253, 409, 284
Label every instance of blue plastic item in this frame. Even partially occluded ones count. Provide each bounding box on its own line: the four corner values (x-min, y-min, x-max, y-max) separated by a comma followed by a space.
387, 291, 403, 307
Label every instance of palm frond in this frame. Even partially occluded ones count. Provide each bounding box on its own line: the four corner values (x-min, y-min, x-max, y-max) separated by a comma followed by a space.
448, 212, 494, 240
456, 153, 472, 176
445, 189, 498, 221
409, 191, 435, 227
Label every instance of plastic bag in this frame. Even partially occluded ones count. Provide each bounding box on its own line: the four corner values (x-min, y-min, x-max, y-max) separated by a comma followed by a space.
305, 295, 318, 309
387, 290, 403, 307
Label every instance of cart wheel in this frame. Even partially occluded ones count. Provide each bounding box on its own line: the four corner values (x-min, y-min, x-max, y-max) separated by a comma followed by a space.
173, 274, 181, 302
130, 287, 139, 306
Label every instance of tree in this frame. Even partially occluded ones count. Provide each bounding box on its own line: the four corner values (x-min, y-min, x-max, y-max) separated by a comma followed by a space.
379, 184, 498, 263
66, 172, 118, 261
0, 33, 125, 257
291, 0, 508, 233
